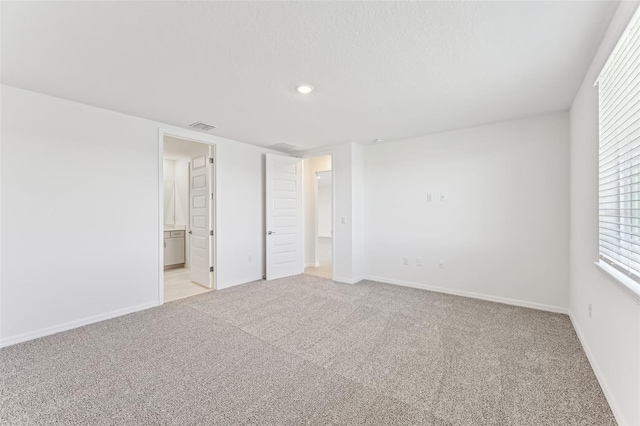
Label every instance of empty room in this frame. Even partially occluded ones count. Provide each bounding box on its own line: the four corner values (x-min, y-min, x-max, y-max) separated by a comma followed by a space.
1, 1, 639, 425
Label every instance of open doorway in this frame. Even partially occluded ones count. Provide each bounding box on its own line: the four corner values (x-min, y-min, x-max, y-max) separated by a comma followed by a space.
162, 135, 216, 302
303, 155, 333, 279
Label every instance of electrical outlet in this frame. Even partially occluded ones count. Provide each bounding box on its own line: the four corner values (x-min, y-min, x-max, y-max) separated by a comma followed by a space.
403, 257, 409, 266
440, 193, 446, 202
427, 193, 433, 202
438, 260, 445, 269
588, 303, 592, 319
416, 258, 423, 266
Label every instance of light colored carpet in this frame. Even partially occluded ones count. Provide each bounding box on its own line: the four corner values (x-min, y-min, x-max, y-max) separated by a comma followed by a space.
0, 275, 615, 425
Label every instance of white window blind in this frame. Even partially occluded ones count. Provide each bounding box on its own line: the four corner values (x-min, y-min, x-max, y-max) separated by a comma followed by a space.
598, 7, 640, 282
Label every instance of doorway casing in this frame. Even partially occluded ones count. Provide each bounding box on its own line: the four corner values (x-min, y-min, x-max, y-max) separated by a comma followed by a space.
301, 152, 336, 281
158, 128, 217, 305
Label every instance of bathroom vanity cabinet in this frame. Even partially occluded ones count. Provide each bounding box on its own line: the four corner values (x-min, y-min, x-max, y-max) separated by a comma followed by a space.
164, 230, 185, 269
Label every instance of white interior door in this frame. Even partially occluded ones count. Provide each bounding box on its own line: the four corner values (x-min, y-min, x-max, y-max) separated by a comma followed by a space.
266, 154, 303, 280
190, 151, 212, 288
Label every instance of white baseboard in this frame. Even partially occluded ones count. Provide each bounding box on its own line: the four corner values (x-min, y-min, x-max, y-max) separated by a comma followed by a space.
333, 275, 365, 285
363, 275, 569, 314
217, 275, 263, 290
0, 301, 159, 348
569, 313, 627, 426
304, 262, 320, 268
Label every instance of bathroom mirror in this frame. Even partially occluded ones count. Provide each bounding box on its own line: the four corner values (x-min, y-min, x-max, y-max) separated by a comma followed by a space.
164, 181, 176, 225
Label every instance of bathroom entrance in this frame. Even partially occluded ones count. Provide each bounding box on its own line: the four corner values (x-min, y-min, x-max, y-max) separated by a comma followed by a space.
161, 134, 216, 302
303, 155, 334, 279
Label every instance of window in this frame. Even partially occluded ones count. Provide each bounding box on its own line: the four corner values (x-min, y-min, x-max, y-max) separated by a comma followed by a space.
598, 8, 640, 283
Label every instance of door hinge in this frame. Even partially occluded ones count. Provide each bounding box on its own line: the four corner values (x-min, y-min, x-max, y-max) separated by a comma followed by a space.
209, 230, 213, 236
210, 193, 214, 200
209, 157, 214, 164
210, 266, 214, 272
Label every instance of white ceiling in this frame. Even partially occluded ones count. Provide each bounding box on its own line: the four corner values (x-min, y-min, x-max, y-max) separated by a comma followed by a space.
2, 1, 617, 151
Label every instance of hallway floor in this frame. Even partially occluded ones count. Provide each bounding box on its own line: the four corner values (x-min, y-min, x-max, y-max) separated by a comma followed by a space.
164, 267, 210, 302
305, 237, 332, 279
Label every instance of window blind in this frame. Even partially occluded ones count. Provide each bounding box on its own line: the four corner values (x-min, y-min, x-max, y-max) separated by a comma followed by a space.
599, 7, 640, 282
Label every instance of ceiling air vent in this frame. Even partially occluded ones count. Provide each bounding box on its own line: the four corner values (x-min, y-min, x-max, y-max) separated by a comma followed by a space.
269, 143, 300, 153
189, 121, 216, 131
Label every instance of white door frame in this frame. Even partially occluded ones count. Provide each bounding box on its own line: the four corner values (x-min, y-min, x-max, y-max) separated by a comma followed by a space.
158, 128, 217, 305
301, 152, 335, 281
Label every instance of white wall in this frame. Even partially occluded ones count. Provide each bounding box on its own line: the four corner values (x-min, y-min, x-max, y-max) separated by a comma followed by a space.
317, 172, 332, 238
163, 159, 175, 181
163, 159, 177, 224
173, 157, 190, 266
364, 113, 570, 312
303, 156, 331, 267
352, 143, 365, 281
163, 158, 191, 228
0, 85, 272, 345
215, 139, 268, 288
332, 144, 354, 282
174, 158, 190, 228
569, 2, 640, 425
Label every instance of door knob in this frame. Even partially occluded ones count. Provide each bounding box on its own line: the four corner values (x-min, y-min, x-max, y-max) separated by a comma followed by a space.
189, 230, 193, 234
268, 231, 275, 235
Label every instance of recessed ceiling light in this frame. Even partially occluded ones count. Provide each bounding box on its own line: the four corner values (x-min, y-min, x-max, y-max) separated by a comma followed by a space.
374, 138, 383, 144
296, 84, 314, 94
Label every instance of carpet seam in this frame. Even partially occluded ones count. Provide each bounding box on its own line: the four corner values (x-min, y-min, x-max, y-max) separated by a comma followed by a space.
181, 288, 443, 422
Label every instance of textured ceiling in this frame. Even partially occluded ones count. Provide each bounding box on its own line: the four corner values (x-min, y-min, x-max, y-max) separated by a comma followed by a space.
2, 1, 617, 151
